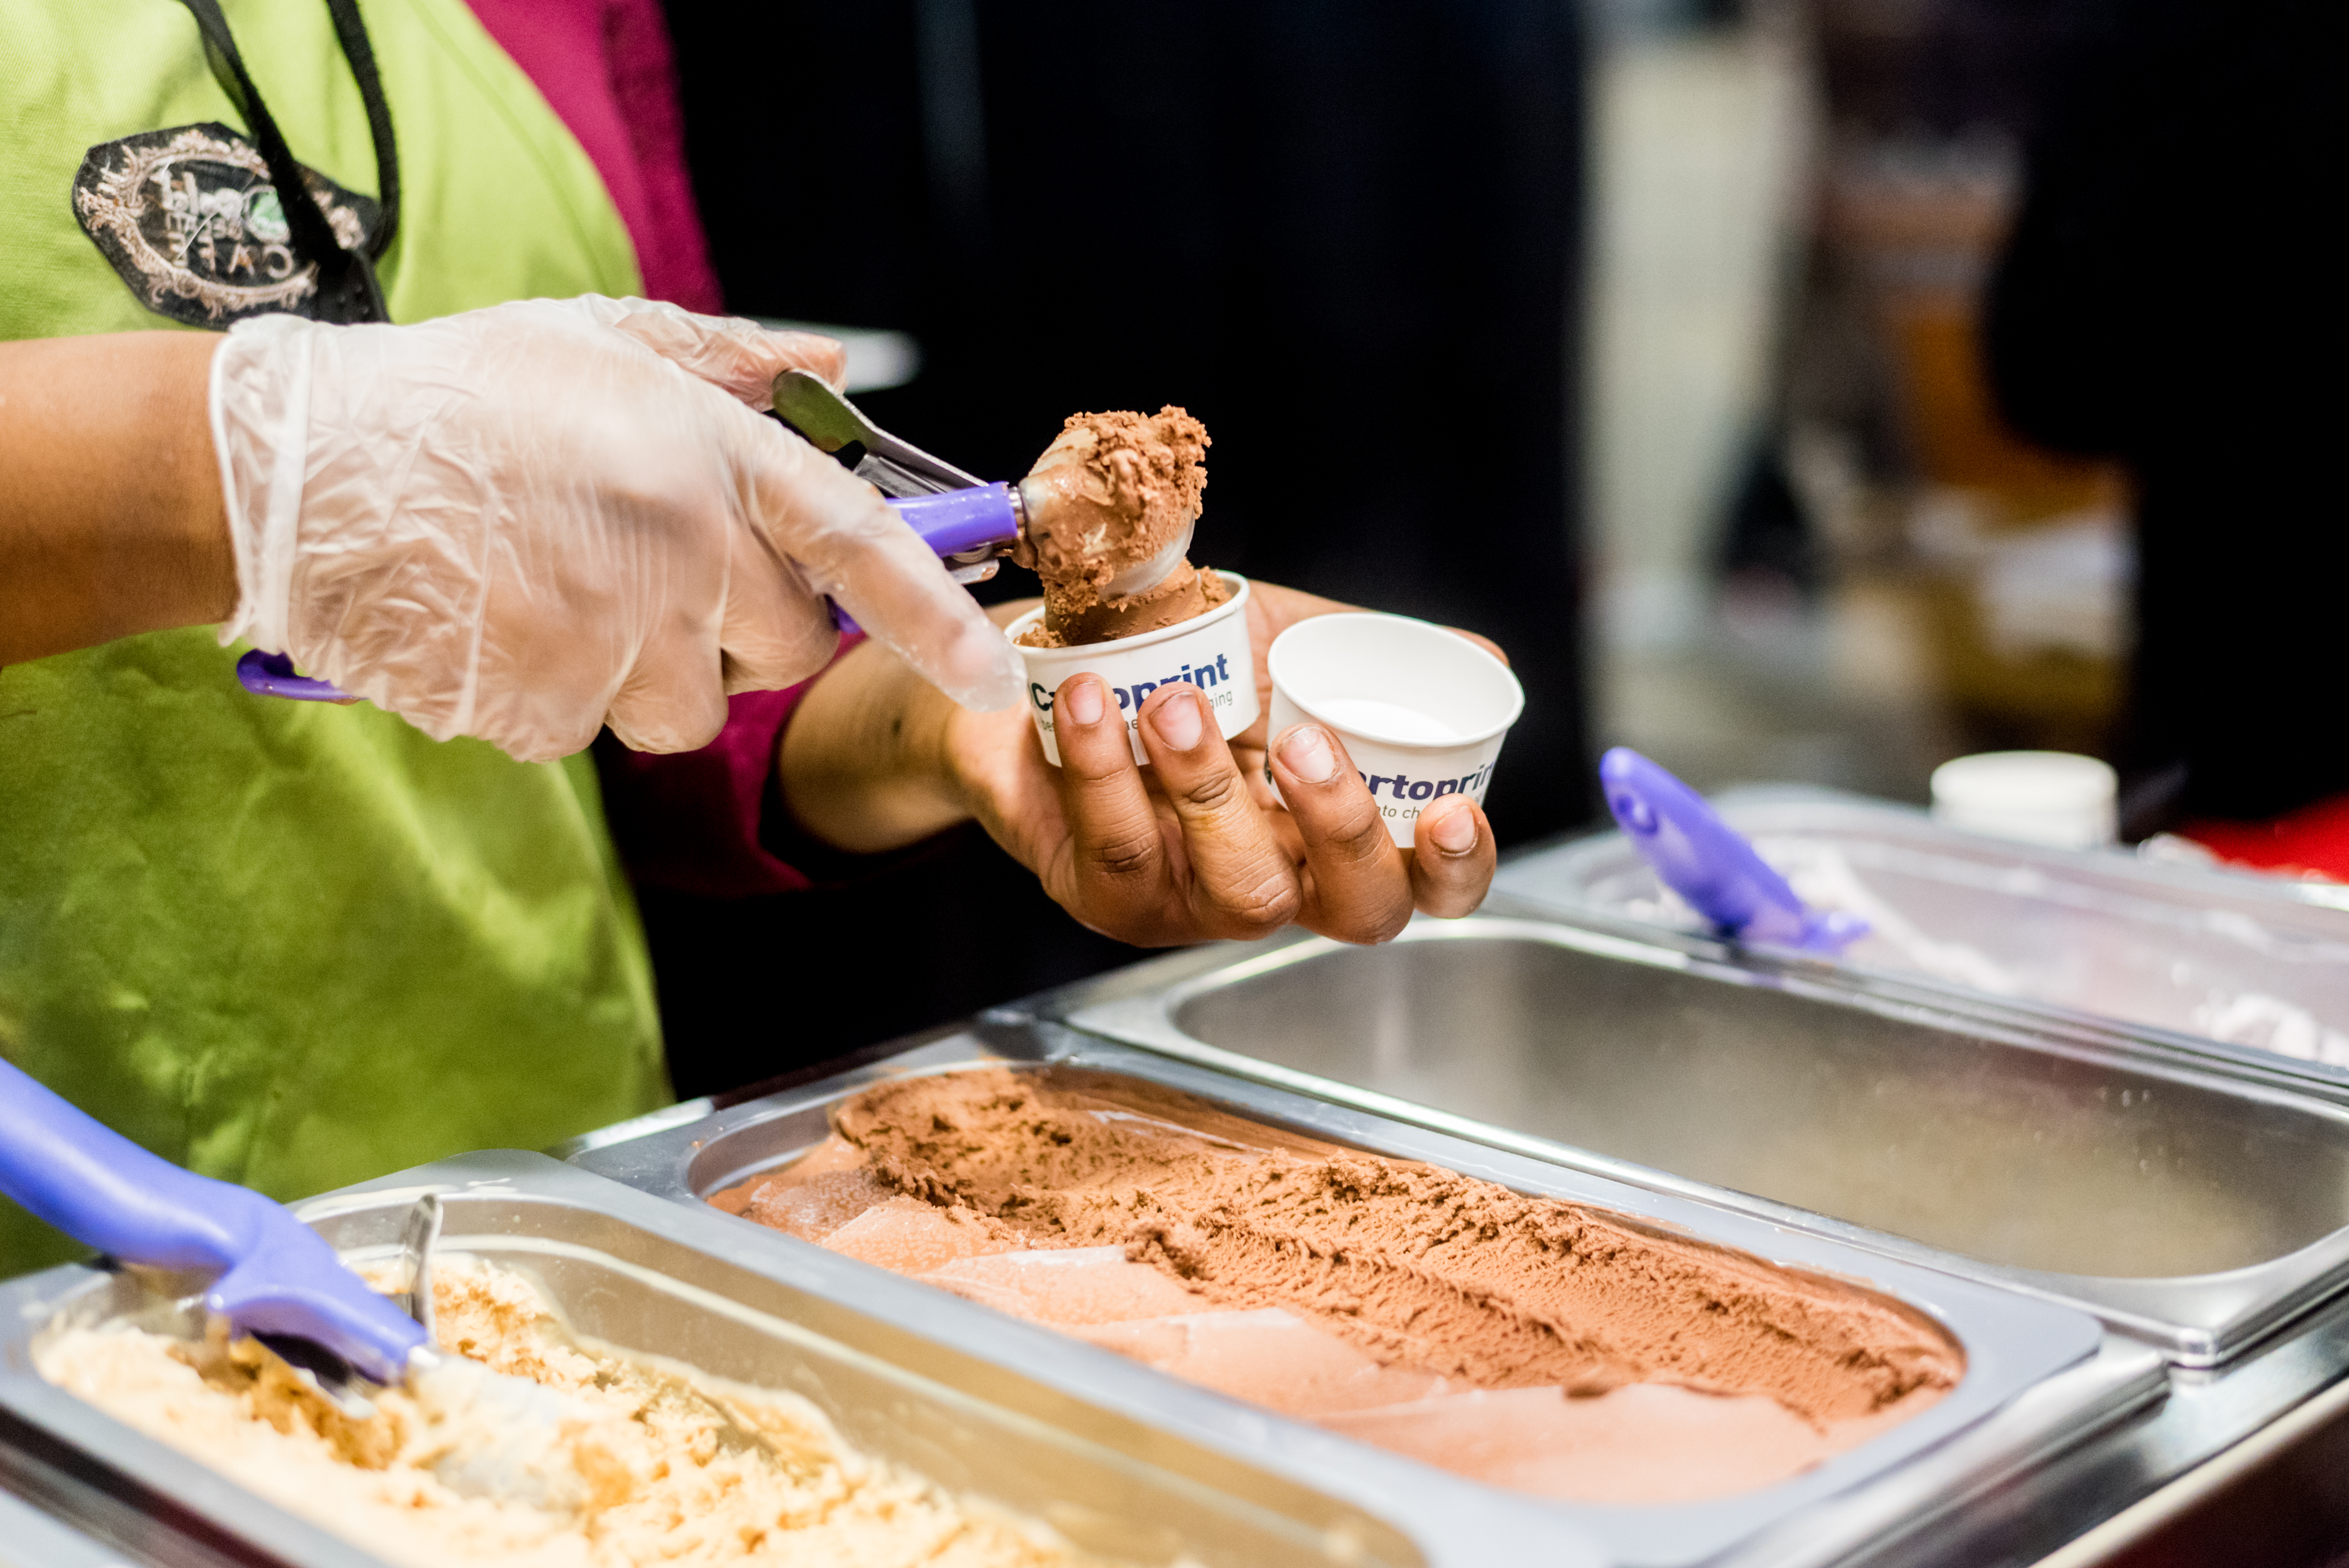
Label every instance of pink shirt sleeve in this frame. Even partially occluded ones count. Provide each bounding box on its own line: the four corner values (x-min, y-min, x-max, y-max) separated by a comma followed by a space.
463, 0, 723, 314
468, 0, 842, 894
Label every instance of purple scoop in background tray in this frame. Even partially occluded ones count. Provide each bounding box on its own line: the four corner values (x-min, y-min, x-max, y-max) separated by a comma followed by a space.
1599, 746, 1869, 955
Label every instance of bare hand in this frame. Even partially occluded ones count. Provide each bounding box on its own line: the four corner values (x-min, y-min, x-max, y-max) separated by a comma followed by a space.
941, 582, 1499, 945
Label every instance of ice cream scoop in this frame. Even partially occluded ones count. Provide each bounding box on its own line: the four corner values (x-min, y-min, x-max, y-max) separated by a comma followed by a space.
0, 1057, 427, 1387
1008, 406, 1217, 646
0, 1058, 593, 1509
1599, 747, 1870, 954
766, 369, 1018, 585
773, 375, 1215, 641
240, 377, 1208, 700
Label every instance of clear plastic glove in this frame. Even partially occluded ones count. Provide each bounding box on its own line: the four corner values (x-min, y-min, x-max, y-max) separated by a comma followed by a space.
210, 296, 1024, 762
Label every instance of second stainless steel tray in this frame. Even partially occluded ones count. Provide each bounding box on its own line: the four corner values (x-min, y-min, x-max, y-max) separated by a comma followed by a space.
1494, 785, 2349, 1081
567, 1026, 2157, 1568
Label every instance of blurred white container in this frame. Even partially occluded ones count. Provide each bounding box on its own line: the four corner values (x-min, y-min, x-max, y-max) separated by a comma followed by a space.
1930, 751, 2117, 850
1266, 613, 1524, 847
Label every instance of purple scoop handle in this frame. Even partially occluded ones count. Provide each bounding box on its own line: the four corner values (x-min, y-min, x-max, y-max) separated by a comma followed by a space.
831, 488, 1021, 637
241, 491, 1019, 695
886, 484, 1020, 556
0, 1058, 425, 1383
1598, 747, 1867, 954
236, 649, 356, 703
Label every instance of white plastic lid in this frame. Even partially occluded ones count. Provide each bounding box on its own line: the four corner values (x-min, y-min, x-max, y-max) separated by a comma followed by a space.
1930, 751, 2118, 850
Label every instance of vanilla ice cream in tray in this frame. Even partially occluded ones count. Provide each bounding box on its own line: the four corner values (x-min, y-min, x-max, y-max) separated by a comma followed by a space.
0, 1154, 1435, 1568
566, 1024, 2155, 1568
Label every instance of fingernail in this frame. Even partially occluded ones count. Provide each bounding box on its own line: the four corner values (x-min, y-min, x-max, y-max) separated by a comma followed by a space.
1429, 802, 1478, 853
1278, 725, 1337, 783
1064, 677, 1103, 727
1150, 687, 1204, 750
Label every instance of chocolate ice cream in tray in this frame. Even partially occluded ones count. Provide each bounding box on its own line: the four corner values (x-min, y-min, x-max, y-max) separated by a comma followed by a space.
567, 1028, 2155, 1568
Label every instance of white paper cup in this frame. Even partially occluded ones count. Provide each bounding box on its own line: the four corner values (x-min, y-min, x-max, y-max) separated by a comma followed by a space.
1266, 612, 1524, 845
1008, 573, 1258, 765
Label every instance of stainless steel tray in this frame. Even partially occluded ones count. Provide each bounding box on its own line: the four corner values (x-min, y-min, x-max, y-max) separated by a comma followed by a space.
567, 1027, 2158, 1568
1058, 913, 2349, 1367
1494, 785, 2349, 1082
0, 1483, 151, 1568
0, 1154, 1457, 1568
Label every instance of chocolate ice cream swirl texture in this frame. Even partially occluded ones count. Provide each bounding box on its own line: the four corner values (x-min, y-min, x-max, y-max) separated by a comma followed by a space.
715, 1068, 1964, 1503
832, 1069, 1957, 1422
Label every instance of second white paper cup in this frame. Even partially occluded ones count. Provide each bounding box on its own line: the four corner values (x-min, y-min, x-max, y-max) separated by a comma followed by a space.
1266, 612, 1523, 845
1008, 573, 1258, 765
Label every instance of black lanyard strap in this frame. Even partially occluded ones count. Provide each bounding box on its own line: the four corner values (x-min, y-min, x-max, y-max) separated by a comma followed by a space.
173, 0, 400, 323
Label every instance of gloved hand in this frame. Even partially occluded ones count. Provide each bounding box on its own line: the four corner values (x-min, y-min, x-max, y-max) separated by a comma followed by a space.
210, 296, 1024, 762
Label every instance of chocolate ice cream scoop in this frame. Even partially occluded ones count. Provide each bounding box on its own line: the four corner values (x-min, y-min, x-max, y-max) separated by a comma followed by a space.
768, 374, 1224, 646
1009, 407, 1225, 647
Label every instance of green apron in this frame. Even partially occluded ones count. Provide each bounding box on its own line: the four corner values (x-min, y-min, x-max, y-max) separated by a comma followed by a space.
1, 0, 668, 1273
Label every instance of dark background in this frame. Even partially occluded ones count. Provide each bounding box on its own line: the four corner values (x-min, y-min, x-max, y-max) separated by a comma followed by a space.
1985, 0, 2338, 826
648, 0, 1592, 1097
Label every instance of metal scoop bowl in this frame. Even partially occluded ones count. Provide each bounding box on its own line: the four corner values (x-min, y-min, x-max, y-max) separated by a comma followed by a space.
1102, 519, 1196, 598
771, 370, 1196, 602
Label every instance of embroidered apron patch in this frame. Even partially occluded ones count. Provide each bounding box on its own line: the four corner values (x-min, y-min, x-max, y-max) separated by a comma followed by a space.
73, 122, 381, 327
